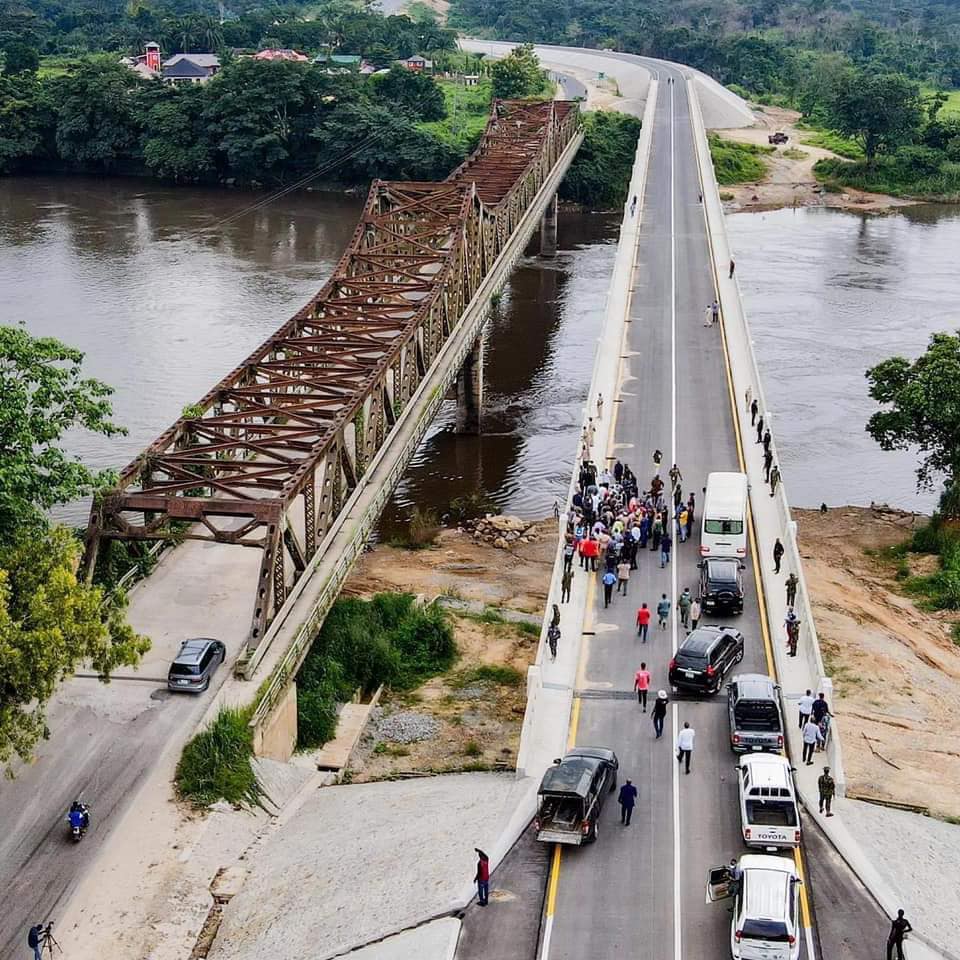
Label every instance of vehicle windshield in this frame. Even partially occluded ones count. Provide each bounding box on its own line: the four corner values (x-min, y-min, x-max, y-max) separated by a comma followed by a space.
735, 701, 780, 731
676, 650, 707, 666
704, 518, 743, 535
170, 662, 201, 676
741, 918, 790, 941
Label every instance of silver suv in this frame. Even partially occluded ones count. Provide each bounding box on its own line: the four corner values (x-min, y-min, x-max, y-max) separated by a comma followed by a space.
167, 638, 226, 693
727, 673, 783, 753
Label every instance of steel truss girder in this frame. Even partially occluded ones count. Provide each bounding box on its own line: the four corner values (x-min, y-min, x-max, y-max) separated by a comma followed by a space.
84, 99, 582, 644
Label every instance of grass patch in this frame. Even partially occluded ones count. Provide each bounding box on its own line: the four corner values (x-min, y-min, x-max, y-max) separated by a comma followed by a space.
951, 623, 960, 647
296, 592, 456, 749
708, 134, 772, 184
443, 489, 500, 526
922, 87, 960, 119
463, 739, 483, 757
176, 705, 264, 809
419, 78, 493, 153
814, 153, 960, 201
454, 663, 525, 687
514, 620, 540, 636
781, 147, 807, 160
719, 191, 735, 201
886, 517, 960, 610
387, 506, 441, 549
799, 128, 864, 160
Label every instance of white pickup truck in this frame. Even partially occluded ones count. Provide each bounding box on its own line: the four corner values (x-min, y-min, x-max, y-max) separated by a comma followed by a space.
737, 754, 801, 850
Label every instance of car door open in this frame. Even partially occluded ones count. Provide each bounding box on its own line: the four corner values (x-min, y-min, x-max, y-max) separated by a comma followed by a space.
706, 865, 734, 903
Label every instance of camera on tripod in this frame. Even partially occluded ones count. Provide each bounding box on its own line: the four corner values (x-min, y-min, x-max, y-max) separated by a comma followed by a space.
29, 919, 61, 957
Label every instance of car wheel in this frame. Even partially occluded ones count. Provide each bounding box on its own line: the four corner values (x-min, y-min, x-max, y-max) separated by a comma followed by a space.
586, 821, 599, 844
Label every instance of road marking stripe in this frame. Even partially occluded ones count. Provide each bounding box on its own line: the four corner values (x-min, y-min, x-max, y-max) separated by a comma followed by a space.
693, 82, 817, 960
668, 76, 682, 960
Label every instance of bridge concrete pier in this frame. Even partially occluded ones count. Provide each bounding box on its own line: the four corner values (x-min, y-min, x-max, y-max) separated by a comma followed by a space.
454, 332, 485, 434
539, 193, 558, 257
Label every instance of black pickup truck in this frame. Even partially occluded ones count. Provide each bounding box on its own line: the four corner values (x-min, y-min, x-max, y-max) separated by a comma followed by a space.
534, 747, 619, 846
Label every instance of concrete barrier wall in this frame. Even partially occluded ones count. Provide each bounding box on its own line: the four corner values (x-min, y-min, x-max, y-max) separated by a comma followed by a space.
685, 82, 845, 789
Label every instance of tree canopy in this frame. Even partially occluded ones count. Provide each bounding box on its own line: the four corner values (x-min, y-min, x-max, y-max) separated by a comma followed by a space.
0, 325, 148, 768
866, 332, 960, 509
490, 43, 545, 100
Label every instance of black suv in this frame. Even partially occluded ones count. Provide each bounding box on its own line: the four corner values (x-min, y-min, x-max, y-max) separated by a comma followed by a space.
726, 673, 784, 753
168, 638, 226, 693
669, 626, 744, 695
699, 558, 745, 615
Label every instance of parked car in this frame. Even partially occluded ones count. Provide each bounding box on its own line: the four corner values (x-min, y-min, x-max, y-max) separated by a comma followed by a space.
706, 854, 802, 960
534, 747, 618, 845
669, 626, 745, 695
167, 638, 226, 693
768, 132, 789, 144
736, 754, 801, 850
699, 557, 745, 615
727, 673, 784, 753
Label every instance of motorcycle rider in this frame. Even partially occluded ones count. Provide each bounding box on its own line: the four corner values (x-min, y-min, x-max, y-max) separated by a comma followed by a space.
68, 800, 89, 835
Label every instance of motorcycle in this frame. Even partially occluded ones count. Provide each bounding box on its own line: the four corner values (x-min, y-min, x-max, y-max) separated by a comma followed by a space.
67, 802, 89, 842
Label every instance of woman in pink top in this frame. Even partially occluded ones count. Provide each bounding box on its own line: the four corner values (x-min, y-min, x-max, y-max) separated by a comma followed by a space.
634, 662, 651, 711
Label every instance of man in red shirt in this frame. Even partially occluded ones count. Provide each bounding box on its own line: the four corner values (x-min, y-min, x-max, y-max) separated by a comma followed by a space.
636, 602, 651, 643
634, 661, 651, 711
474, 848, 490, 906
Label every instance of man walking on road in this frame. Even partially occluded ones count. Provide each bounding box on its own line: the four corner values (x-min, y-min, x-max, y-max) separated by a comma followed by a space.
677, 587, 692, 629
704, 304, 714, 327
887, 910, 913, 960
636, 602, 651, 642
773, 537, 784, 574
802, 717, 823, 764
750, 397, 759, 426
818, 766, 835, 816
711, 300, 720, 325
756, 414, 764, 444
618, 779, 638, 825
729, 257, 736, 278
635, 662, 651, 710
786, 572, 799, 607
677, 721, 695, 774
798, 689, 814, 731
657, 593, 670, 629
561, 566, 573, 603
602, 568, 616, 608
474, 849, 490, 906
660, 531, 672, 568
689, 596, 701, 630
769, 463, 781, 497
617, 558, 630, 595
763, 446, 773, 482
652, 690, 669, 738
812, 692, 832, 726
762, 427, 771, 456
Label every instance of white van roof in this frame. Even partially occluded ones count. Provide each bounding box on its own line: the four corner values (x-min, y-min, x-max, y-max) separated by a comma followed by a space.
740, 754, 792, 789
704, 472, 747, 519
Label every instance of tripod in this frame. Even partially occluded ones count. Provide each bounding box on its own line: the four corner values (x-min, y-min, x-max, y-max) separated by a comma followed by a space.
40, 923, 62, 957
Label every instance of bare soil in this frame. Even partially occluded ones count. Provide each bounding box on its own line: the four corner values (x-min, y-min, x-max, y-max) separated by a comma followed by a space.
796, 506, 960, 819
713, 105, 914, 214
342, 521, 555, 780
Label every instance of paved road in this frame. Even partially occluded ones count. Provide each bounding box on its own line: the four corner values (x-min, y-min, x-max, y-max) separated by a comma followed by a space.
545, 65, 803, 960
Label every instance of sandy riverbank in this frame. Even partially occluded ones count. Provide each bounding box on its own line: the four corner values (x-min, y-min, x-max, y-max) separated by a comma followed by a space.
713, 105, 914, 214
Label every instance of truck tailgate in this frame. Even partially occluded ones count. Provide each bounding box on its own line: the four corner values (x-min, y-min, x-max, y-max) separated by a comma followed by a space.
536, 828, 584, 846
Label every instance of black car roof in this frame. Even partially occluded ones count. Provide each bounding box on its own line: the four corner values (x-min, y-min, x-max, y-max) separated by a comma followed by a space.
731, 673, 777, 699
705, 558, 739, 579
678, 626, 725, 654
539, 748, 614, 797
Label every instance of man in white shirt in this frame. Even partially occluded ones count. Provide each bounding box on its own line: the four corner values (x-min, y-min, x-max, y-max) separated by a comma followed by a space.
677, 721, 695, 774
802, 718, 823, 764
797, 689, 814, 731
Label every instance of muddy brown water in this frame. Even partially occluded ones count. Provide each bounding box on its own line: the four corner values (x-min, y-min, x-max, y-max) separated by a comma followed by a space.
1, 176, 617, 529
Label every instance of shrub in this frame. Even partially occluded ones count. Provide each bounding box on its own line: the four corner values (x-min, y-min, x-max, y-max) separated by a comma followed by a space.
464, 739, 483, 757
708, 134, 771, 184
455, 663, 525, 687
176, 706, 264, 809
388, 506, 441, 549
444, 489, 500, 525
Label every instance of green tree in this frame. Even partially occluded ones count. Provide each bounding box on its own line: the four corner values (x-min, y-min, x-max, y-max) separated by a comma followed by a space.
560, 109, 641, 208
0, 525, 150, 768
828, 69, 923, 160
0, 325, 125, 536
2, 39, 39, 75
142, 84, 215, 180
866, 332, 960, 506
0, 74, 52, 173
490, 43, 544, 99
372, 65, 445, 122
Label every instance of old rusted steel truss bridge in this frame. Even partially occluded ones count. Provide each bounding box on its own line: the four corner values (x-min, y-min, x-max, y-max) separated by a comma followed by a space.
83, 98, 582, 661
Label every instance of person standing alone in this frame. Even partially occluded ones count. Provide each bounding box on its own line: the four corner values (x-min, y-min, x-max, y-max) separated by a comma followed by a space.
618, 779, 638, 825
886, 910, 912, 960
561, 566, 573, 603
785, 572, 799, 607
634, 661, 651, 711
773, 537, 784, 574
652, 690, 668, 738
818, 766, 835, 817
474, 849, 490, 906
636, 602, 651, 642
602, 568, 616, 608
689, 596, 701, 631
677, 721, 695, 774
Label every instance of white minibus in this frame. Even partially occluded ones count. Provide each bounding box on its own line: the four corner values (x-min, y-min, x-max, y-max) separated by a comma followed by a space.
701, 471, 748, 559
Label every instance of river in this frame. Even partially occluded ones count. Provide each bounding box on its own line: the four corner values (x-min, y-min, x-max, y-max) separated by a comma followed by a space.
728, 203, 960, 514
4, 178, 956, 525
1, 176, 617, 527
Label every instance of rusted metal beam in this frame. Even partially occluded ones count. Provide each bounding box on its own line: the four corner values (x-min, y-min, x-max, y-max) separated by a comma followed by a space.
83, 99, 582, 641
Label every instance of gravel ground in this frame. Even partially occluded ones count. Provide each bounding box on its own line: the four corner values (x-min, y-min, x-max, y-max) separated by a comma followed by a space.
842, 799, 960, 954
209, 773, 530, 960
377, 710, 441, 743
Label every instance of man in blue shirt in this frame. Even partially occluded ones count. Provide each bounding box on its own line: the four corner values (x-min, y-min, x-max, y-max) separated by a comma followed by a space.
602, 569, 617, 608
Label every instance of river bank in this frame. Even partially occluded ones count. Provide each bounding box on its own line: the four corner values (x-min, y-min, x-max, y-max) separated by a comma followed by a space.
713, 104, 914, 213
